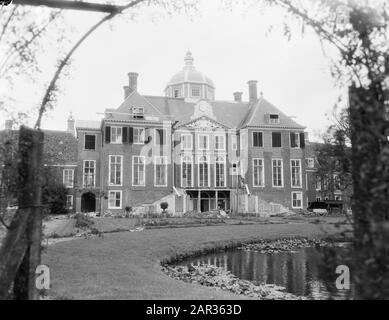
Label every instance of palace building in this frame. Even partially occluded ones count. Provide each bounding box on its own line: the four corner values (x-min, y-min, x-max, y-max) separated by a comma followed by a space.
64, 51, 310, 216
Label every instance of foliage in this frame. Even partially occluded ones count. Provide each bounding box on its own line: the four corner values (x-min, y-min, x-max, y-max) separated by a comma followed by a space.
160, 202, 168, 211
74, 213, 94, 230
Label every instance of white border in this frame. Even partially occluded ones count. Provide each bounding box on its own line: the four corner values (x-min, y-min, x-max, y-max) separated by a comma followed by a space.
108, 155, 123, 187
215, 155, 226, 187
290, 159, 302, 188
271, 158, 284, 187
181, 155, 193, 187
132, 155, 145, 186
181, 133, 193, 150
63, 169, 74, 188
83, 160, 96, 188
198, 134, 209, 151
214, 134, 226, 151
252, 158, 265, 187
154, 156, 168, 187
108, 190, 122, 209
198, 155, 210, 187
291, 191, 303, 209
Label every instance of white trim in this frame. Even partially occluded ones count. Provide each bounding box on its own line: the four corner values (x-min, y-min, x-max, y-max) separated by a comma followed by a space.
291, 191, 303, 209
132, 155, 145, 186
108, 190, 122, 209
63, 169, 74, 188
108, 155, 123, 187
215, 155, 226, 187
252, 158, 265, 187
133, 127, 145, 144
214, 134, 226, 151
198, 134, 209, 151
181, 155, 193, 187
198, 155, 210, 187
290, 159, 302, 188
271, 158, 284, 187
111, 126, 123, 144
289, 132, 300, 149
154, 156, 168, 187
84, 133, 97, 150
66, 195, 73, 210
83, 160, 96, 188
181, 133, 193, 150
252, 131, 263, 147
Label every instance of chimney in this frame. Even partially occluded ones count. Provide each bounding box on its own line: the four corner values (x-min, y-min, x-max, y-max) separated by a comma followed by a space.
123, 86, 131, 99
4, 120, 13, 130
247, 80, 258, 102
233, 92, 243, 102
67, 113, 75, 135
128, 72, 138, 94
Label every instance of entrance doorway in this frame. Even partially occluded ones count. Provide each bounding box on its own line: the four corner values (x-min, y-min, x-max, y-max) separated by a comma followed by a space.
81, 192, 96, 213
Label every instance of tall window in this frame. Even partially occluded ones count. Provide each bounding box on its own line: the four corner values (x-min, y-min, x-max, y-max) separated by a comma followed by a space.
272, 132, 282, 148
215, 156, 226, 187
63, 169, 74, 188
215, 135, 225, 150
155, 156, 167, 186
132, 156, 145, 186
181, 134, 192, 150
66, 195, 73, 210
253, 158, 264, 187
292, 192, 303, 208
111, 127, 122, 144
198, 156, 209, 187
108, 191, 122, 209
291, 159, 302, 187
316, 176, 322, 190
174, 89, 180, 98
231, 135, 237, 150
290, 132, 300, 148
272, 159, 283, 187
252, 132, 263, 147
83, 160, 95, 187
134, 128, 145, 144
109, 155, 122, 186
84, 134, 96, 150
181, 156, 193, 187
198, 134, 209, 150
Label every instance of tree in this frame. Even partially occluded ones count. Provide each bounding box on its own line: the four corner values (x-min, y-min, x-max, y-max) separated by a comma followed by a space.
225, 0, 389, 299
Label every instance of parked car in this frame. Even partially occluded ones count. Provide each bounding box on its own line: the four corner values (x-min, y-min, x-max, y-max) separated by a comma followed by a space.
307, 202, 329, 215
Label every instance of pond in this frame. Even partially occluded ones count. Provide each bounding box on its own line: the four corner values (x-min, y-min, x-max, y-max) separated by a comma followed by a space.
177, 245, 352, 300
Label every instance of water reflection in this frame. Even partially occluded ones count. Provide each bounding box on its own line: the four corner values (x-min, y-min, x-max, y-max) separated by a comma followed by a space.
178, 247, 352, 300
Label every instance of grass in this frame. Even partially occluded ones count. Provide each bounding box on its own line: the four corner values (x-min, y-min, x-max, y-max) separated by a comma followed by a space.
42, 219, 350, 300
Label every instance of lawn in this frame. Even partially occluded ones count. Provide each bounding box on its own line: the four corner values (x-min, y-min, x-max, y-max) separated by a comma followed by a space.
42, 219, 350, 300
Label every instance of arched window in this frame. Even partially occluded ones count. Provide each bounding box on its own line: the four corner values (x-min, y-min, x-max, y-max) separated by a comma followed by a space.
215, 156, 226, 187
199, 156, 209, 187
181, 156, 193, 187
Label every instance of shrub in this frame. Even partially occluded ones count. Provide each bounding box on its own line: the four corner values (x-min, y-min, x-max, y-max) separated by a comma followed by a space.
160, 202, 168, 212
74, 213, 94, 229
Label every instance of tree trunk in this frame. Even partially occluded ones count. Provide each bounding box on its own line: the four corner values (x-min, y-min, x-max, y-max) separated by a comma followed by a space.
349, 85, 389, 299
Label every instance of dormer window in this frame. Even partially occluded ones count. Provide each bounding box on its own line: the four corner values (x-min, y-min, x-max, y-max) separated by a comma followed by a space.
269, 114, 280, 124
132, 107, 144, 119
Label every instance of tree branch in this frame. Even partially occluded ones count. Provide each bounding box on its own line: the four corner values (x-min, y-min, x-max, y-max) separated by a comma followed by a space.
34, 0, 146, 128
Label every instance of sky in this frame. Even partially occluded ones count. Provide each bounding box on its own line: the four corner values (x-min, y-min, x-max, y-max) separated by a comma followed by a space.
2, 0, 345, 141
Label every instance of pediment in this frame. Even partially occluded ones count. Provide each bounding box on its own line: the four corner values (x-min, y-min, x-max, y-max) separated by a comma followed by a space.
179, 116, 230, 130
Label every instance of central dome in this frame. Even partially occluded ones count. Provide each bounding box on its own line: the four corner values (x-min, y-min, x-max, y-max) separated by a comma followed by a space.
165, 51, 215, 101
